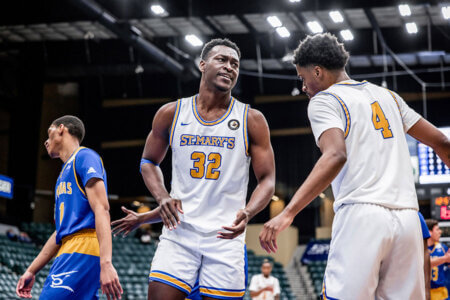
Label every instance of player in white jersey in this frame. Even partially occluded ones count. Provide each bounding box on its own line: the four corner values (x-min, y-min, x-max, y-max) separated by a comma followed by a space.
141, 38, 275, 300
259, 33, 450, 299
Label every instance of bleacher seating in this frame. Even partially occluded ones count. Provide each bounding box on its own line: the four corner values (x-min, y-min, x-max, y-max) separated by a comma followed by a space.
0, 224, 296, 300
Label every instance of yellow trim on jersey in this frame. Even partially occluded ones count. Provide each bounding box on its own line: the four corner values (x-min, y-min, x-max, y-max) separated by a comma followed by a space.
430, 242, 438, 254
431, 286, 448, 300
73, 147, 87, 196
169, 99, 182, 147
387, 89, 401, 114
199, 287, 245, 298
243, 104, 250, 156
193, 95, 236, 126
149, 272, 192, 293
327, 92, 350, 138
56, 229, 99, 258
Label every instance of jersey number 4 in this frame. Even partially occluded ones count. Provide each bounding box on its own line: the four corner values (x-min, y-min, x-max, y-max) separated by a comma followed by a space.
371, 101, 393, 139
190, 152, 222, 180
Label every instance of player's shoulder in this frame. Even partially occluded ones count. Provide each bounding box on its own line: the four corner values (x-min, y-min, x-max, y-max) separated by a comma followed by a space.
76, 147, 101, 161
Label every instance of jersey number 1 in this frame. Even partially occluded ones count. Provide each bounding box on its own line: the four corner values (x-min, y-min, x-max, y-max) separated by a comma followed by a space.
190, 152, 222, 180
371, 101, 393, 139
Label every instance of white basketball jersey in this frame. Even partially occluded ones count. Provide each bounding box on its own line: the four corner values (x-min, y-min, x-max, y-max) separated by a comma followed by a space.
308, 80, 422, 212
169, 95, 251, 232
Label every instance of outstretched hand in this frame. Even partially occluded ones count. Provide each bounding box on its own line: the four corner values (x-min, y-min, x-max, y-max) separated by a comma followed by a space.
111, 206, 142, 237
259, 212, 294, 253
218, 209, 250, 239
16, 271, 35, 298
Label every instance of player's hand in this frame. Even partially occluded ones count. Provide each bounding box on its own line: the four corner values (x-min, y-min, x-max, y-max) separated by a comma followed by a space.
16, 271, 35, 298
100, 262, 123, 300
218, 209, 250, 239
159, 197, 183, 230
259, 212, 294, 253
264, 285, 274, 292
444, 249, 450, 263
111, 206, 142, 237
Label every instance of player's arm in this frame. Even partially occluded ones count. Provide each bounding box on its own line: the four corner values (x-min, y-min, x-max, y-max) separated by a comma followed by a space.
111, 206, 162, 237
16, 231, 60, 298
407, 118, 450, 167
424, 239, 431, 300
430, 249, 450, 268
141, 102, 183, 230
259, 128, 346, 253
86, 178, 122, 300
218, 108, 275, 239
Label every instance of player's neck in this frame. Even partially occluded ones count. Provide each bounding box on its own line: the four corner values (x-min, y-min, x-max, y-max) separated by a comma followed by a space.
428, 238, 438, 247
332, 70, 351, 85
197, 88, 231, 111
59, 140, 80, 163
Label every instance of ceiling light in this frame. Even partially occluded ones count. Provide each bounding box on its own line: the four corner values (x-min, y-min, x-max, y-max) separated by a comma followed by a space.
340, 29, 354, 41
398, 4, 411, 16
276, 27, 291, 38
185, 34, 203, 47
289, 0, 301, 2
307, 21, 323, 33
150, 5, 166, 16
329, 11, 344, 23
267, 16, 282, 28
405, 22, 418, 34
442, 6, 450, 19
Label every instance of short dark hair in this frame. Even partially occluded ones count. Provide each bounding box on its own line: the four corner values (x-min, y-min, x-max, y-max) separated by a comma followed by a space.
293, 33, 349, 70
200, 38, 241, 61
426, 219, 439, 231
52, 115, 85, 143
261, 258, 273, 267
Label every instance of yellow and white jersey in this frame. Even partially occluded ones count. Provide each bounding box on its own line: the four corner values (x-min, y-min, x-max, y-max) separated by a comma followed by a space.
169, 94, 251, 232
308, 80, 421, 212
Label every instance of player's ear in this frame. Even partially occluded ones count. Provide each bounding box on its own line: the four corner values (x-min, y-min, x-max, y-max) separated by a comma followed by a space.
199, 60, 206, 73
314, 65, 321, 78
58, 124, 65, 135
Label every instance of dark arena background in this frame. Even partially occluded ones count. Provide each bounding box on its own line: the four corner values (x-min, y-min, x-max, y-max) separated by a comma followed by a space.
0, 0, 449, 299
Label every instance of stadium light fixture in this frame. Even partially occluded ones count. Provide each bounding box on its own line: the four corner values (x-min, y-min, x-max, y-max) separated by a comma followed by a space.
185, 34, 203, 47
150, 5, 167, 16
442, 6, 450, 19
307, 21, 323, 33
289, 0, 301, 3
340, 29, 354, 41
329, 11, 344, 23
398, 4, 412, 16
276, 26, 291, 38
267, 16, 282, 28
405, 22, 418, 34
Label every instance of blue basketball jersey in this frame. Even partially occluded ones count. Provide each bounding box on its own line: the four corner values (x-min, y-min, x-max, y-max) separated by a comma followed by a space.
54, 147, 107, 244
429, 242, 449, 289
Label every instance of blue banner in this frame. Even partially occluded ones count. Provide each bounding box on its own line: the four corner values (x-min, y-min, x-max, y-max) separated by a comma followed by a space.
0, 175, 14, 199
301, 239, 330, 264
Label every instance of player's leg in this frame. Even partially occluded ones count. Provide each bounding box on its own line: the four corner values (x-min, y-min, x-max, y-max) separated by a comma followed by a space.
148, 224, 201, 300
148, 281, 186, 300
321, 204, 394, 300
375, 209, 424, 299
199, 234, 246, 300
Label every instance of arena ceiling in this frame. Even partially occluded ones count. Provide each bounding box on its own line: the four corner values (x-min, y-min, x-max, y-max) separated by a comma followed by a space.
0, 0, 449, 76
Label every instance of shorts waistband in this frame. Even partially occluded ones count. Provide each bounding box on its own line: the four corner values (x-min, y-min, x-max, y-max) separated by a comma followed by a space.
57, 229, 99, 258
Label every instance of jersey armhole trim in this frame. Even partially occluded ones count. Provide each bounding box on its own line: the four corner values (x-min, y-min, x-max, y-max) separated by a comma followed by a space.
243, 104, 250, 157
318, 91, 351, 138
73, 147, 87, 197
169, 99, 182, 147
386, 89, 401, 115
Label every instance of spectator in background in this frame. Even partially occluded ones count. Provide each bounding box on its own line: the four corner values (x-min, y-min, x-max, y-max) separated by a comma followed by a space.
426, 219, 450, 300
249, 259, 280, 300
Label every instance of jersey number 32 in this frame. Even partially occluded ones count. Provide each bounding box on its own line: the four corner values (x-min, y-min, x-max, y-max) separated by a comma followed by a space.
190, 152, 222, 180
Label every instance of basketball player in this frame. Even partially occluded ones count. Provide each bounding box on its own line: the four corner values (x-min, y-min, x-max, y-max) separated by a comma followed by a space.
139, 38, 275, 300
426, 219, 450, 300
259, 33, 450, 299
111, 206, 249, 300
16, 115, 122, 300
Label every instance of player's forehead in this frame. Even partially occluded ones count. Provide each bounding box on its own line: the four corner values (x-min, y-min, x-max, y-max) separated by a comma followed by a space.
208, 45, 239, 61
47, 124, 57, 133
